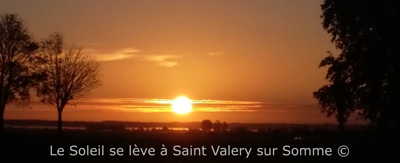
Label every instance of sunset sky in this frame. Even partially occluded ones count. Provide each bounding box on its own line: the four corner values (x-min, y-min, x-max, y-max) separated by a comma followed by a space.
1, 0, 357, 124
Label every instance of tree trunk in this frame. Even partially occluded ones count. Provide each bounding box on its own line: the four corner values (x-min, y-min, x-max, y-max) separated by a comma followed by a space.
338, 121, 345, 131
57, 109, 62, 134
0, 106, 4, 135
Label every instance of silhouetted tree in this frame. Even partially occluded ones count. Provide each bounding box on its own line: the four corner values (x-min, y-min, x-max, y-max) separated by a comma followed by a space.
201, 119, 213, 132
315, 0, 400, 129
37, 33, 100, 134
213, 120, 221, 132
0, 14, 41, 134
162, 126, 169, 131
222, 121, 228, 132
314, 52, 355, 130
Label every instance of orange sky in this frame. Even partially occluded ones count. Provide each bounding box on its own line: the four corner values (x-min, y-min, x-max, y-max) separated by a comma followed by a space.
6, 98, 340, 124
1, 0, 355, 124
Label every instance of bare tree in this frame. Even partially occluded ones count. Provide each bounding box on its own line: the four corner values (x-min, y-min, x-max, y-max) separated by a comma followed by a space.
0, 14, 40, 134
37, 33, 100, 133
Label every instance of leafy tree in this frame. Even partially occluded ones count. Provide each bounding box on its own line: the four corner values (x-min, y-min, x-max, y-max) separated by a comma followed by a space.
315, 0, 400, 129
0, 14, 41, 134
37, 33, 100, 133
213, 120, 222, 132
201, 119, 213, 132
313, 52, 355, 130
222, 121, 228, 132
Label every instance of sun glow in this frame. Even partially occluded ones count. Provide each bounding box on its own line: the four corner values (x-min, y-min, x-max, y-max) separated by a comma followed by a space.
171, 96, 192, 114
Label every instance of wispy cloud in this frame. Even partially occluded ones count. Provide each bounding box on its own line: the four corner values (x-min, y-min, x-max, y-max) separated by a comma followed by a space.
87, 48, 140, 61
84, 47, 181, 67
71, 98, 264, 113
15, 97, 317, 114
145, 55, 181, 67
208, 52, 223, 56
82, 44, 189, 68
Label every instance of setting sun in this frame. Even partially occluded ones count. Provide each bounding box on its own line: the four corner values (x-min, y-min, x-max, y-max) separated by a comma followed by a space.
171, 96, 192, 114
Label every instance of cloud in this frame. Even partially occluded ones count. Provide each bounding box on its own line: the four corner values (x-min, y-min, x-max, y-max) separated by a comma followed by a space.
84, 47, 181, 67
145, 55, 181, 67
208, 52, 223, 56
70, 98, 263, 113
88, 48, 140, 61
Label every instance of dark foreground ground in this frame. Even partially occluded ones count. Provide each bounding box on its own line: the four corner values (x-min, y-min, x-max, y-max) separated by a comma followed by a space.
0, 128, 398, 163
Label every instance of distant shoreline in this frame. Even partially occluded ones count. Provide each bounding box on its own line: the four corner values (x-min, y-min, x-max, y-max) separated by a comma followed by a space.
4, 119, 367, 131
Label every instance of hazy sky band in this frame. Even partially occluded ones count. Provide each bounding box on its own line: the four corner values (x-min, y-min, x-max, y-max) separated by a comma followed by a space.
5, 98, 360, 124
11, 98, 264, 113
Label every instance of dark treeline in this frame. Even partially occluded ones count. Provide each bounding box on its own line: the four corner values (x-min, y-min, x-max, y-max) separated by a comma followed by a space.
4, 119, 363, 132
